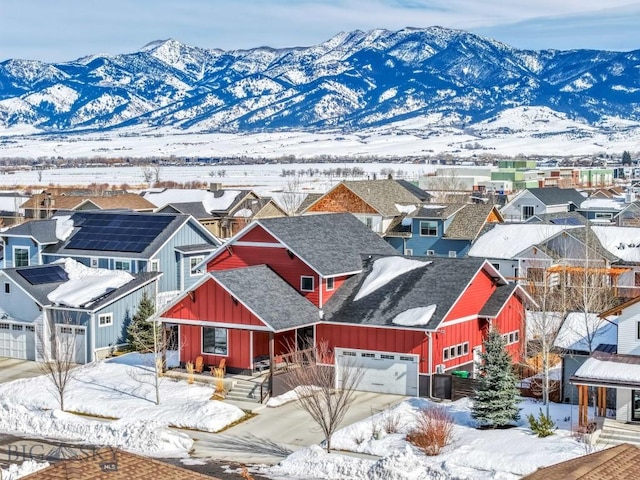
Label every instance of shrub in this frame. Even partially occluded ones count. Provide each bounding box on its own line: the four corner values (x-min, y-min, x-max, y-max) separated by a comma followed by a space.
381, 407, 406, 434
185, 362, 195, 385
407, 405, 454, 456
527, 409, 556, 437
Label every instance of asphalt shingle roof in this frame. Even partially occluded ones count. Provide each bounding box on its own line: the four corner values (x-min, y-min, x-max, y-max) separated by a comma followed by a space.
340, 180, 422, 216
408, 204, 464, 219
395, 179, 432, 202
258, 213, 399, 276
210, 265, 319, 331
528, 187, 586, 207
21, 447, 217, 480
158, 202, 212, 219
322, 255, 487, 330
444, 204, 501, 241
2, 219, 59, 244
521, 443, 640, 480
478, 283, 517, 317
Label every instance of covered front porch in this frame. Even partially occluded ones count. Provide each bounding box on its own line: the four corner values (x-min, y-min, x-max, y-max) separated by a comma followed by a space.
571, 350, 640, 427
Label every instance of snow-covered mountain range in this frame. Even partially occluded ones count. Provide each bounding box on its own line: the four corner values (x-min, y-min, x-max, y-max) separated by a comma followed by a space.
1, 26, 639, 142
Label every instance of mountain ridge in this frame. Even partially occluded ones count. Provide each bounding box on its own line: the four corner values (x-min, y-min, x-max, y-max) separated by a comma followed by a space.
0, 26, 639, 137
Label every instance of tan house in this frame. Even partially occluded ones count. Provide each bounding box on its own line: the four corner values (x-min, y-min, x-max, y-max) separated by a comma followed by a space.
149, 185, 287, 238
22, 193, 156, 219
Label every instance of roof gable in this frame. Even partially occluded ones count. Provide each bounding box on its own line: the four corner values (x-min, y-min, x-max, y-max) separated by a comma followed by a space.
444, 204, 504, 241
2, 219, 60, 244
528, 187, 586, 207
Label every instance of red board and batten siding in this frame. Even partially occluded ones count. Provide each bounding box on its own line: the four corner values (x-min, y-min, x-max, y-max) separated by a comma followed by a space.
181, 325, 253, 369
315, 323, 429, 372
493, 293, 525, 360
164, 279, 265, 328
432, 318, 488, 369
444, 268, 497, 321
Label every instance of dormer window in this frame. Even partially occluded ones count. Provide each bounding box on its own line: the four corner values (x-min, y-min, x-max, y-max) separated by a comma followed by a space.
301, 276, 314, 292
419, 221, 438, 236
13, 247, 29, 267
326, 277, 335, 291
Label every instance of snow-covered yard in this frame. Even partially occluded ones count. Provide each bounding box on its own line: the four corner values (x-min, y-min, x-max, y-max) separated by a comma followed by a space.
266, 397, 596, 480
0, 353, 246, 457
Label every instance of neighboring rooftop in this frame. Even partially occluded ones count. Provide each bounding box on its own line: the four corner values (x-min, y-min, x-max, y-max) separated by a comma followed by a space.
527, 187, 586, 207
521, 443, 640, 480
444, 204, 503, 241
21, 193, 156, 212
20, 447, 217, 480
2, 219, 60, 244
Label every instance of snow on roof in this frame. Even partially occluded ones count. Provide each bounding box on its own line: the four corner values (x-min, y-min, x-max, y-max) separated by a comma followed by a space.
54, 214, 74, 241
554, 313, 618, 352
143, 188, 242, 212
354, 257, 429, 301
525, 310, 564, 342
395, 203, 417, 214
580, 198, 625, 211
233, 208, 253, 218
574, 354, 640, 384
47, 258, 133, 308
392, 305, 436, 326
469, 224, 579, 259
591, 226, 640, 262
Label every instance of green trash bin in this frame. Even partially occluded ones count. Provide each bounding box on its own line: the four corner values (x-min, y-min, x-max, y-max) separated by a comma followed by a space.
452, 370, 470, 378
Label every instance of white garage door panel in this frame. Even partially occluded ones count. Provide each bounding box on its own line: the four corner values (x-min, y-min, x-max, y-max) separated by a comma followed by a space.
0, 322, 35, 360
336, 348, 418, 396
56, 325, 86, 364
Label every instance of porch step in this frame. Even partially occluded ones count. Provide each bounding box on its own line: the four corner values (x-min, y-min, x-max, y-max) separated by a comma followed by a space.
597, 419, 640, 448
225, 378, 266, 404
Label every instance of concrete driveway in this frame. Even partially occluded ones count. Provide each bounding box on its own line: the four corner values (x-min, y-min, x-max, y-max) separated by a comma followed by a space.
187, 391, 408, 465
0, 358, 43, 384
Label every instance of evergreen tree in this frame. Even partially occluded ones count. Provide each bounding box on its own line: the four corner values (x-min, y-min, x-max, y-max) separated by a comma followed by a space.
622, 151, 632, 166
472, 328, 521, 428
127, 292, 157, 352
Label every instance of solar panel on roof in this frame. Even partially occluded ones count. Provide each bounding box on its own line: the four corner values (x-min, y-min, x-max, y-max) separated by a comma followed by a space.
17, 265, 69, 285
66, 213, 174, 253
551, 217, 582, 226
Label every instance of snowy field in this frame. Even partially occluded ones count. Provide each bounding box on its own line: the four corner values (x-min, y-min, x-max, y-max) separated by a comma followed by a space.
0, 353, 245, 457
265, 397, 595, 480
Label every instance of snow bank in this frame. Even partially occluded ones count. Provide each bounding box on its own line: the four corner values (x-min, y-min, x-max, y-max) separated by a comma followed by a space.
0, 460, 49, 480
355, 257, 429, 301
0, 401, 192, 457
392, 305, 436, 326
0, 353, 245, 436
269, 398, 591, 480
47, 258, 133, 307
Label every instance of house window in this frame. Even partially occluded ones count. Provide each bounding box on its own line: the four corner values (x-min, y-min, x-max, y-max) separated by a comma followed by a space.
115, 260, 130, 271
98, 313, 113, 327
448, 251, 457, 258
463, 343, 469, 355
364, 217, 373, 229
326, 277, 335, 291
443, 348, 449, 360
4, 283, 9, 294
301, 276, 314, 292
491, 263, 500, 271
526, 267, 545, 285
637, 321, 640, 341
202, 327, 228, 356
13, 247, 29, 267
90, 258, 99, 268
149, 259, 160, 272
419, 221, 438, 236
190, 256, 204, 276
522, 205, 535, 220
594, 212, 613, 219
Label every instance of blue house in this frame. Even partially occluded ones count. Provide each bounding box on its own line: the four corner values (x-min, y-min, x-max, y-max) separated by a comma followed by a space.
385, 204, 503, 257
0, 260, 161, 362
1, 211, 221, 295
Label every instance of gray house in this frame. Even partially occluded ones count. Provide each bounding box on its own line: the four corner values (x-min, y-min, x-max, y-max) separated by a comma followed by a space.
0, 261, 161, 363
501, 187, 586, 223
1, 210, 221, 295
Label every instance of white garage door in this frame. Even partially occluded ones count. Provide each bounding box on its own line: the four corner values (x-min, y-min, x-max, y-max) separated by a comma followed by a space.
335, 348, 418, 396
56, 325, 86, 364
0, 321, 35, 360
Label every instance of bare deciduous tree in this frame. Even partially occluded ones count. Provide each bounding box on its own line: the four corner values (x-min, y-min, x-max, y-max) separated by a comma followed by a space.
37, 321, 78, 411
282, 340, 364, 453
278, 176, 306, 216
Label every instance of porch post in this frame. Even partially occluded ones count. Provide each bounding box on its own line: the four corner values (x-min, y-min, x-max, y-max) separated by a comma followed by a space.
578, 384, 588, 427
268, 331, 275, 395
597, 387, 607, 417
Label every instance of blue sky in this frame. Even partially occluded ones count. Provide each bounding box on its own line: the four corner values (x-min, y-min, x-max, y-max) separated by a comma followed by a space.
1, 0, 640, 62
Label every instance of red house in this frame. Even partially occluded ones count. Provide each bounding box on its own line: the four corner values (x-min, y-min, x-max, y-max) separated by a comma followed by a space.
159, 213, 528, 398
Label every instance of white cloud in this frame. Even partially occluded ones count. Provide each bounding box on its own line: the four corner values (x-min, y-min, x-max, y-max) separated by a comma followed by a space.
1, 0, 639, 61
